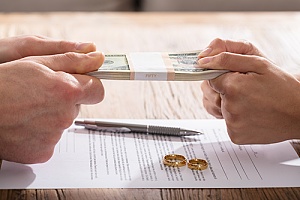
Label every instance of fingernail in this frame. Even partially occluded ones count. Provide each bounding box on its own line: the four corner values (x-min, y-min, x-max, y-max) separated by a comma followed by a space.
198, 57, 212, 65
87, 51, 103, 57
198, 47, 213, 58
76, 42, 95, 51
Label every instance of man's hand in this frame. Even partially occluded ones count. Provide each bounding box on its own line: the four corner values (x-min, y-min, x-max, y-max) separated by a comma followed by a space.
0, 35, 96, 63
0, 35, 105, 164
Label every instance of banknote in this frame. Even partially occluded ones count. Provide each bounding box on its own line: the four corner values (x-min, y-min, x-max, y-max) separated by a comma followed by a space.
87, 51, 228, 81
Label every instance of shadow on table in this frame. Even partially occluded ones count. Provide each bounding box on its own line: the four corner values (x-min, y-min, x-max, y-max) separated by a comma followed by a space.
0, 162, 36, 189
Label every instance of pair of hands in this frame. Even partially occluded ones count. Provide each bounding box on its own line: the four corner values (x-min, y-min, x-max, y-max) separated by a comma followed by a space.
2, 36, 299, 164
199, 38, 300, 145
0, 35, 105, 164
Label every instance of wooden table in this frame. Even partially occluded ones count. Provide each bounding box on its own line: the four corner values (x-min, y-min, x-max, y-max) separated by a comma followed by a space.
0, 12, 300, 199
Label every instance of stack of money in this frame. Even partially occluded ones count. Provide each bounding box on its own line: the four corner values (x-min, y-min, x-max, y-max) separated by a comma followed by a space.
88, 51, 228, 81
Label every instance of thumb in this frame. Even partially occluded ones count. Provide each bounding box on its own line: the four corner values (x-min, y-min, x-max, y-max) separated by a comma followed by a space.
198, 52, 269, 74
0, 35, 97, 63
25, 51, 105, 74
198, 38, 265, 59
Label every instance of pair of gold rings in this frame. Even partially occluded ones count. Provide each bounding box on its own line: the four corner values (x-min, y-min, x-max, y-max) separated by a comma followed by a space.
163, 154, 208, 170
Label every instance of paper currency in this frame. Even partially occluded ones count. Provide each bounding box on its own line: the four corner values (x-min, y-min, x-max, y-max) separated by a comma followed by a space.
88, 51, 228, 81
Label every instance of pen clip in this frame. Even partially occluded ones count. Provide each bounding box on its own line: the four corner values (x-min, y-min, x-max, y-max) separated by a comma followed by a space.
84, 124, 131, 133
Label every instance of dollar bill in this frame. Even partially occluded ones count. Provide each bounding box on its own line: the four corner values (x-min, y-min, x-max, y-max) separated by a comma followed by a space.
87, 51, 228, 81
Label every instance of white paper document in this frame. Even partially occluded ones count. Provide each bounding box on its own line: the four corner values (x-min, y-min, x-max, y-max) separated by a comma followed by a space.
0, 119, 299, 189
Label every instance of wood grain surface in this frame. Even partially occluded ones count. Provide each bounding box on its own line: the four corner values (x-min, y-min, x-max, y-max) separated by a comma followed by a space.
0, 12, 299, 200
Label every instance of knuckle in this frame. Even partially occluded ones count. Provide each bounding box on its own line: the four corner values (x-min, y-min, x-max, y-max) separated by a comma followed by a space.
222, 76, 239, 95
48, 75, 81, 127
223, 72, 249, 97
211, 38, 224, 46
241, 40, 254, 49
62, 52, 87, 73
16, 35, 44, 56
57, 41, 77, 52
22, 35, 39, 41
64, 52, 79, 62
55, 73, 82, 101
21, 35, 42, 46
217, 52, 231, 66
241, 40, 260, 55
256, 57, 271, 69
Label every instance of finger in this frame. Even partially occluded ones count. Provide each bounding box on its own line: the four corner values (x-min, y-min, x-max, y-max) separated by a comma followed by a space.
0, 35, 97, 63
208, 71, 247, 98
202, 95, 223, 119
201, 81, 223, 118
20, 35, 97, 54
198, 52, 270, 74
72, 74, 105, 104
198, 38, 264, 58
201, 80, 220, 99
26, 51, 105, 74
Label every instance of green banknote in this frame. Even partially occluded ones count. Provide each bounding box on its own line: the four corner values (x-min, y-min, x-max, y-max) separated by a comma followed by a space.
88, 52, 227, 81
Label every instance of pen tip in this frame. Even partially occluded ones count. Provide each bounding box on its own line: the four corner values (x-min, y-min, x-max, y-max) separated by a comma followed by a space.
181, 129, 203, 136
74, 120, 84, 126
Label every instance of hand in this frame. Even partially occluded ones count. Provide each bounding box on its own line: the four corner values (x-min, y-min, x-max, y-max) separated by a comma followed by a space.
0, 35, 97, 63
0, 35, 105, 164
198, 38, 300, 144
199, 39, 265, 119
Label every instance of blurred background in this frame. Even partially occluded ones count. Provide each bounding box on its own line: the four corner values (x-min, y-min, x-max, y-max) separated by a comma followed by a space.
0, 0, 300, 12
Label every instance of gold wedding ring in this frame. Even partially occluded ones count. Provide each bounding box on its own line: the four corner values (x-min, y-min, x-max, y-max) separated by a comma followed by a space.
163, 154, 187, 167
188, 159, 208, 170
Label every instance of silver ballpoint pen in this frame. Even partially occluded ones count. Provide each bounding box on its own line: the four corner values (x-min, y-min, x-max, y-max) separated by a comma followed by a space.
74, 120, 202, 137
